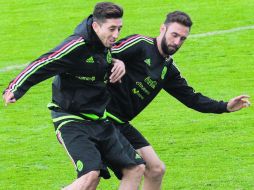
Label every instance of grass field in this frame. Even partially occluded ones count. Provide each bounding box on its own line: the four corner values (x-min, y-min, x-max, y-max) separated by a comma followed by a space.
1, 0, 254, 189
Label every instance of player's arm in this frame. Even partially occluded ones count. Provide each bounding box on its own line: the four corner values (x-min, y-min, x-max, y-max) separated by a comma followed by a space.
163, 63, 250, 113
109, 58, 126, 83
111, 34, 147, 62
226, 95, 250, 112
110, 35, 147, 83
3, 36, 86, 105
110, 35, 152, 82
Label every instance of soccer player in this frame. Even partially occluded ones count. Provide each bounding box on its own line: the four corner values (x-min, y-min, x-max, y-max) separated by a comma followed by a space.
106, 11, 251, 190
3, 2, 145, 190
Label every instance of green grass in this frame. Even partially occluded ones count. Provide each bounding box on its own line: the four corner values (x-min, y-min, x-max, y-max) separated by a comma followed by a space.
1, 0, 254, 189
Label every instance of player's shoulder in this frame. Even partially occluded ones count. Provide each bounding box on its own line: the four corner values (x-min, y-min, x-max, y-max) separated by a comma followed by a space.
49, 35, 86, 57
113, 34, 154, 50
167, 56, 181, 73
130, 34, 154, 44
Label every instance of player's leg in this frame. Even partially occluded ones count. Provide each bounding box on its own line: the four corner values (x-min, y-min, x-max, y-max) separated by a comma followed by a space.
119, 165, 146, 190
100, 120, 146, 190
55, 120, 110, 190
62, 171, 100, 190
116, 122, 165, 190
137, 146, 165, 190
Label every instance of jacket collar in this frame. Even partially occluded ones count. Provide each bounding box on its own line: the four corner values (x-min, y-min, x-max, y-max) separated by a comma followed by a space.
74, 15, 107, 52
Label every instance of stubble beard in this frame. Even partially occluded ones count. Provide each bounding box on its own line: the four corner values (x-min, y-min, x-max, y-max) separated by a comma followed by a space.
161, 34, 179, 56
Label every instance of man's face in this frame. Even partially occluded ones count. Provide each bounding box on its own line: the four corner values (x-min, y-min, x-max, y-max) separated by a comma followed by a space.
93, 18, 122, 48
160, 22, 190, 55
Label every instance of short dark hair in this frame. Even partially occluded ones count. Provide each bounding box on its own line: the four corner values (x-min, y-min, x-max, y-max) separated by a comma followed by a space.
93, 2, 123, 23
164, 11, 193, 28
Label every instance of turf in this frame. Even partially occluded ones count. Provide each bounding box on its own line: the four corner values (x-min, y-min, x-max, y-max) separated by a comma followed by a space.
1, 0, 253, 189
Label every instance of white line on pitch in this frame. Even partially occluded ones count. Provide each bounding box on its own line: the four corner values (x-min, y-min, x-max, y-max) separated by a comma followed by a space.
1, 25, 254, 73
190, 25, 254, 38
0, 64, 27, 73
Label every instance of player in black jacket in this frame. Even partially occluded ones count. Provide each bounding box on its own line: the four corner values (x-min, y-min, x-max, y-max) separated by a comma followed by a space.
3, 3, 145, 190
107, 11, 251, 189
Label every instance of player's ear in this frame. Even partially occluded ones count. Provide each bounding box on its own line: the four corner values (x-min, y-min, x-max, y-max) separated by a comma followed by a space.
160, 24, 166, 33
92, 22, 100, 33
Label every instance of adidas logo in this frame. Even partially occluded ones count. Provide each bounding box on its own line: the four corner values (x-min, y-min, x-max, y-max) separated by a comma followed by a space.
86, 56, 94, 63
144, 58, 151, 66
135, 153, 141, 159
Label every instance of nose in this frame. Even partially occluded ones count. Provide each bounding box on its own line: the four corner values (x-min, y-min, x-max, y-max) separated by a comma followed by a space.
112, 30, 119, 39
174, 37, 181, 46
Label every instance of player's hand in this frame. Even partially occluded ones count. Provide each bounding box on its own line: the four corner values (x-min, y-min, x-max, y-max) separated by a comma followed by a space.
227, 95, 250, 112
109, 58, 126, 83
3, 90, 16, 106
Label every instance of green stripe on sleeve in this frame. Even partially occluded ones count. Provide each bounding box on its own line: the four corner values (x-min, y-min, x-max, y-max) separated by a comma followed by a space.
13, 41, 85, 92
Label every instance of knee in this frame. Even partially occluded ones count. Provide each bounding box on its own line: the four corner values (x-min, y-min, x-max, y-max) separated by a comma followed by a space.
79, 171, 100, 189
134, 164, 146, 176
123, 164, 146, 178
145, 161, 166, 179
85, 171, 100, 184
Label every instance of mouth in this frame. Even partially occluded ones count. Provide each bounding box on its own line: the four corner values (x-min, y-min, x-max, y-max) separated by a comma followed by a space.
168, 45, 177, 50
108, 40, 115, 47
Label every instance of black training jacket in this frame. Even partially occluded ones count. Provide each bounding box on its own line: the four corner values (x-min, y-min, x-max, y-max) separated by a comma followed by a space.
107, 34, 228, 122
5, 15, 112, 117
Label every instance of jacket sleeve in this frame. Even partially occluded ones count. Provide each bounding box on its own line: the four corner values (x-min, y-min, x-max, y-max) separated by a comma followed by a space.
163, 63, 229, 114
4, 36, 86, 100
111, 34, 146, 62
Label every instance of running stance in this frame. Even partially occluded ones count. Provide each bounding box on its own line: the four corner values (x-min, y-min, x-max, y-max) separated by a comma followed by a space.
105, 11, 250, 190
3, 2, 145, 190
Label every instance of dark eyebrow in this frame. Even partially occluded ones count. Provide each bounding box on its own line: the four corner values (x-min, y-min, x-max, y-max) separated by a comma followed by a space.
172, 32, 187, 40
109, 25, 122, 28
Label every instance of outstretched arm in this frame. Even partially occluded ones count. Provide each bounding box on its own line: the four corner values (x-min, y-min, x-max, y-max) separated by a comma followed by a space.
163, 63, 250, 114
227, 95, 250, 112
3, 36, 86, 104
